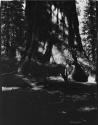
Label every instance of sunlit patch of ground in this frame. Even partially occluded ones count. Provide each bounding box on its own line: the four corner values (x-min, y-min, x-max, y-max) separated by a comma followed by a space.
78, 106, 97, 112
1, 73, 96, 92
1, 74, 44, 92
31, 85, 44, 91
2, 86, 20, 91
2, 85, 43, 92
88, 75, 96, 84
47, 76, 64, 81
48, 75, 96, 84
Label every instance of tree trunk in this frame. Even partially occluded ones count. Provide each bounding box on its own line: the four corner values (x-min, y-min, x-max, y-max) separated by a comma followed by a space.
42, 36, 54, 64
24, 1, 37, 59
8, 46, 16, 58
5, 8, 10, 56
97, 32, 98, 83
64, 1, 83, 51
96, 2, 98, 84
0, 34, 1, 56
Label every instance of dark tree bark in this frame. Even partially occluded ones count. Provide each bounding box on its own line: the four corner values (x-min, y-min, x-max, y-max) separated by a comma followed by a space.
63, 1, 83, 51
25, 1, 53, 63
24, 1, 83, 64
0, 10, 1, 56
24, 1, 38, 60
71, 49, 88, 82
4, 4, 10, 56
96, 2, 98, 84
72, 62, 88, 82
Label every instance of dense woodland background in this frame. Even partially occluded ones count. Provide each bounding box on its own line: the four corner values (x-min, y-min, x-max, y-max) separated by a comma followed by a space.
0, 0, 97, 82
0, 1, 98, 125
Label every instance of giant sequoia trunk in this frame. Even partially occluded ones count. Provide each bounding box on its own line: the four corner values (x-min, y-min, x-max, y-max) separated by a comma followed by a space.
24, 1, 83, 65
72, 62, 88, 82
25, 1, 38, 60
63, 1, 83, 51
25, 1, 53, 63
71, 50, 88, 82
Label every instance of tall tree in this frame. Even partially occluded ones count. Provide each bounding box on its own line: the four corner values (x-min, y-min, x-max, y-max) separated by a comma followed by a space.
82, 0, 96, 68
25, 1, 83, 64
96, 1, 98, 83
1, 0, 24, 58
25, 1, 53, 62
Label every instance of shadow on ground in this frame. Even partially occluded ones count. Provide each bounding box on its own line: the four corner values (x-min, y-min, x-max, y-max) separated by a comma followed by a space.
1, 76, 97, 125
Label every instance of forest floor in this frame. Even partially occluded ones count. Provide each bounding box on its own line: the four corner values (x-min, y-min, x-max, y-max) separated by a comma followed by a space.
0, 60, 98, 125
1, 73, 97, 125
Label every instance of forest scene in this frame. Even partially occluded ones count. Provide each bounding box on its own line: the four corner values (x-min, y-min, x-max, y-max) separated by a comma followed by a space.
0, 0, 98, 125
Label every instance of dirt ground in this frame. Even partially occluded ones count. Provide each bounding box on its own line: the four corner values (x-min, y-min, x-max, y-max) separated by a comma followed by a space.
1, 76, 97, 125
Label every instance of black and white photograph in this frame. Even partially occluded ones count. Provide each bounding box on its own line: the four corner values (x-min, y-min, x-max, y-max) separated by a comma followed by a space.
0, 0, 98, 125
